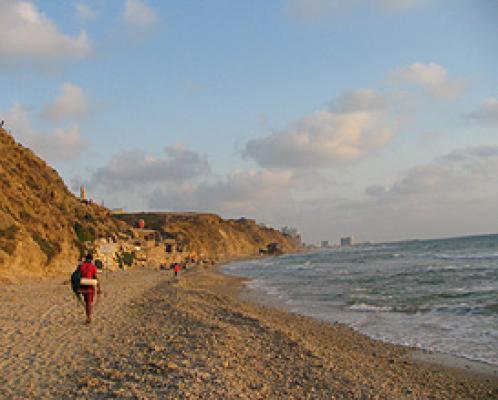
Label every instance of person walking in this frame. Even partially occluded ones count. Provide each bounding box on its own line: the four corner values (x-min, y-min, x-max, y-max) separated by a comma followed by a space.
173, 262, 181, 278
79, 254, 101, 324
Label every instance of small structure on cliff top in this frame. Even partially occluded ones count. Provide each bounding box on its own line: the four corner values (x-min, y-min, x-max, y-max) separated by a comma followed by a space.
80, 185, 88, 202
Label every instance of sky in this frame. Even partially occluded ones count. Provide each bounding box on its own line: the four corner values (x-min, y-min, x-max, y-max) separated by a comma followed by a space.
1, 0, 498, 244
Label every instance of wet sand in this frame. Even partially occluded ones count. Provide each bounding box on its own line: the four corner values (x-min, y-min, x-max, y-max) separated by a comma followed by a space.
236, 271, 498, 380
0, 265, 496, 399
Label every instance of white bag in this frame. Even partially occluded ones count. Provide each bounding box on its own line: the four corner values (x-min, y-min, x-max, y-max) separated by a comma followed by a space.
80, 278, 98, 286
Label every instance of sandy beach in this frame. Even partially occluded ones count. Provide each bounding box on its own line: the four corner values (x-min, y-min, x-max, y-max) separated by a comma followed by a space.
0, 265, 497, 399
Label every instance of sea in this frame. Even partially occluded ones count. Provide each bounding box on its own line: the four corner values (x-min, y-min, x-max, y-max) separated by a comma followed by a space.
223, 234, 498, 366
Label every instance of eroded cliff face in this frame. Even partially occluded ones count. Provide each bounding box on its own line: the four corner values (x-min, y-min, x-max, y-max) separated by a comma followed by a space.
114, 213, 302, 262
0, 128, 130, 282
0, 127, 300, 282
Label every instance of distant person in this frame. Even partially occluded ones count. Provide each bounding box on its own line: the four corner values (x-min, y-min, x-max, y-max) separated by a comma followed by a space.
79, 254, 101, 324
173, 262, 181, 278
0, 120, 4, 128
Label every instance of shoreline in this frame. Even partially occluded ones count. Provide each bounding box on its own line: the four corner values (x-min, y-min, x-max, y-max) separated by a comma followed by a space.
193, 265, 497, 398
217, 261, 498, 381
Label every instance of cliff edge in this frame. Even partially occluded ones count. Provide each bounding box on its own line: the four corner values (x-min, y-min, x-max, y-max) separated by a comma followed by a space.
0, 128, 129, 282
114, 212, 301, 263
0, 128, 301, 282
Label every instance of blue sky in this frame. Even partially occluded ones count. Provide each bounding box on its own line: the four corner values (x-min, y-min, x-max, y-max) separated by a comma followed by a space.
1, 0, 498, 243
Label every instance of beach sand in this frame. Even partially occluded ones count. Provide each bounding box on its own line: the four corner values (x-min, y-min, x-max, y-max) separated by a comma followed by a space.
0, 265, 496, 399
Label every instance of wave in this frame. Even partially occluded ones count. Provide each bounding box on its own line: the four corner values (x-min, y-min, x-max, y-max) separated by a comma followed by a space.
225, 246, 498, 366
247, 280, 288, 301
435, 253, 498, 261
349, 303, 393, 312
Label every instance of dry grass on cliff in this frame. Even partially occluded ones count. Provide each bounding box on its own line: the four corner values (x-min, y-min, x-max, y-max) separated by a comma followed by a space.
114, 212, 300, 261
0, 128, 130, 281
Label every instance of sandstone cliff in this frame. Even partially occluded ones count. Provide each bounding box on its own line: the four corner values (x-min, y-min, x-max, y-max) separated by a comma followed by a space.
114, 213, 301, 262
0, 127, 300, 282
0, 128, 130, 282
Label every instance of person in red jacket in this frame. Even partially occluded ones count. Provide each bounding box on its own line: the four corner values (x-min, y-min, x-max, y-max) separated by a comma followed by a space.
173, 263, 181, 277
79, 254, 101, 324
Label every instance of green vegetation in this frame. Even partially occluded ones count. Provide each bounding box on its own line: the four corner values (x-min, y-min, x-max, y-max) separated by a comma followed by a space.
116, 251, 134, 269
83, 213, 94, 221
74, 240, 86, 260
95, 259, 103, 269
121, 252, 134, 266
0, 225, 18, 240
31, 233, 60, 262
0, 225, 19, 255
73, 222, 95, 243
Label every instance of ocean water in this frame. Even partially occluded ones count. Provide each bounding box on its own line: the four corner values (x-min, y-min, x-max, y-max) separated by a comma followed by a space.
223, 234, 498, 366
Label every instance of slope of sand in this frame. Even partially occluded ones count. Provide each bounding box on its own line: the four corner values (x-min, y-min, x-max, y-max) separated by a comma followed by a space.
0, 266, 496, 399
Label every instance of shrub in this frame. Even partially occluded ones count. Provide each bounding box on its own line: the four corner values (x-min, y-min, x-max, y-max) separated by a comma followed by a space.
74, 240, 86, 260
121, 252, 134, 266
84, 213, 94, 221
73, 222, 95, 243
0, 225, 18, 240
95, 259, 103, 269
32, 233, 60, 262
0, 225, 18, 255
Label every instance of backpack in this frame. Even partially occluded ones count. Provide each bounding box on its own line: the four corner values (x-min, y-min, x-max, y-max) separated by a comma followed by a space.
71, 265, 82, 294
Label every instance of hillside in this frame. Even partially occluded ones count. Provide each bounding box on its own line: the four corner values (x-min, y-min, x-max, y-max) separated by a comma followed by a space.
0, 128, 301, 282
113, 212, 301, 262
0, 128, 130, 282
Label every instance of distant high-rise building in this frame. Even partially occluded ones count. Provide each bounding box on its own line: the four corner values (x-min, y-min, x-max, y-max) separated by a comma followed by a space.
321, 240, 329, 248
340, 237, 353, 247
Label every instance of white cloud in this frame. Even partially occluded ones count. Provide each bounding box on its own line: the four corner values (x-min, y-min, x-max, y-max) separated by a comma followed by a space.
276, 145, 498, 243
122, 0, 157, 30
244, 89, 396, 168
331, 88, 388, 112
2, 104, 89, 162
0, 0, 92, 67
463, 98, 498, 124
42, 82, 88, 121
27, 126, 89, 163
76, 3, 97, 20
389, 63, 467, 99
366, 146, 498, 200
90, 145, 210, 189
149, 169, 295, 216
85, 144, 293, 218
